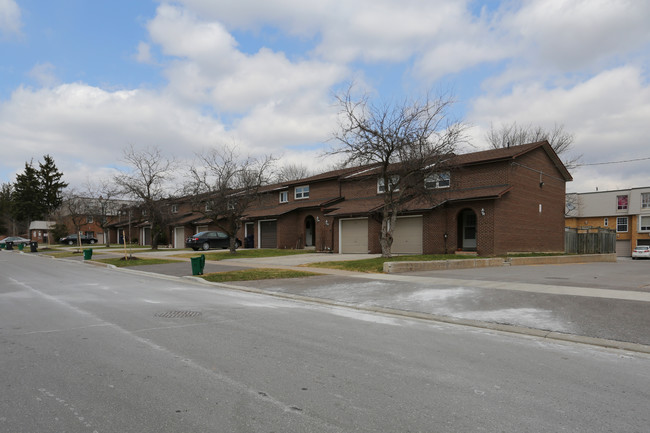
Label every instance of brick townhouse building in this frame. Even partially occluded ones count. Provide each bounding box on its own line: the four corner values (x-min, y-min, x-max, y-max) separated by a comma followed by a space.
112, 140, 570, 255
565, 186, 650, 257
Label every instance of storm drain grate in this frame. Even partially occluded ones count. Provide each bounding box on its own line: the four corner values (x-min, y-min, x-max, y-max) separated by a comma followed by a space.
155, 310, 202, 319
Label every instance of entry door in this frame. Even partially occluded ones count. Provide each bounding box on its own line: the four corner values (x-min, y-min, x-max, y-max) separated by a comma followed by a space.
462, 210, 477, 250
174, 227, 185, 248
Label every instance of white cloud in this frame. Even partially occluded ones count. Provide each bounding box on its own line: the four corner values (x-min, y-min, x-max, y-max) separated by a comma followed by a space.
135, 42, 154, 64
0, 83, 227, 186
28, 63, 58, 87
468, 66, 650, 192
0, 0, 21, 37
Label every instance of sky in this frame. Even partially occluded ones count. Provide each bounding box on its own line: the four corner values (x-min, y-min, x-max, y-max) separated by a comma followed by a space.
1, 0, 649, 194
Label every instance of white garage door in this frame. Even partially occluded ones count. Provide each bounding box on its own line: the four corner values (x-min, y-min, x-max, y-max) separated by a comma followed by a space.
392, 216, 423, 254
340, 219, 368, 253
616, 240, 631, 257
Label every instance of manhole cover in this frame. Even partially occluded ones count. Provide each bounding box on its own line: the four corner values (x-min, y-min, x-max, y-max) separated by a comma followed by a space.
155, 311, 202, 319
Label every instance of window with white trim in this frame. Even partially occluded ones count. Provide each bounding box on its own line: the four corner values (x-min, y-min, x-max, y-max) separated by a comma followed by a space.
640, 215, 650, 231
642, 193, 650, 209
377, 176, 400, 194
295, 185, 309, 199
87, 215, 93, 224
279, 190, 288, 203
617, 216, 628, 232
171, 204, 178, 214
603, 217, 608, 227
425, 171, 450, 189
617, 195, 628, 210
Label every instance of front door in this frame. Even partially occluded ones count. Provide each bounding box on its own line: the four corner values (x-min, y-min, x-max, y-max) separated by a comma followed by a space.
460, 209, 477, 250
305, 216, 315, 247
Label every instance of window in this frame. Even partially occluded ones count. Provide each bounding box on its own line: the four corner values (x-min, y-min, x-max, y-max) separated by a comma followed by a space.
279, 190, 288, 203
640, 216, 650, 231
86, 215, 93, 224
171, 204, 178, 214
603, 217, 608, 227
205, 203, 212, 212
617, 195, 628, 210
377, 176, 400, 193
425, 171, 450, 189
643, 193, 650, 209
617, 217, 628, 232
295, 185, 309, 199
142, 209, 147, 216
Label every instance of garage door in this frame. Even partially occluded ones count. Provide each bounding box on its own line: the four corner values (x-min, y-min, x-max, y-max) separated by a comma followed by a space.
340, 219, 368, 253
260, 220, 277, 248
392, 216, 423, 254
616, 240, 631, 257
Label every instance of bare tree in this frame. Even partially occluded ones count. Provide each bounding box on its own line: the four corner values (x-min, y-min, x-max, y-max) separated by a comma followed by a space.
114, 145, 176, 250
188, 144, 275, 254
85, 178, 122, 247
275, 163, 312, 183
485, 122, 579, 169
60, 189, 91, 251
331, 86, 466, 258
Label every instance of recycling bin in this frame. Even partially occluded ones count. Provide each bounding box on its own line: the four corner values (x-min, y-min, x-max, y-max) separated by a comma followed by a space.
83, 248, 93, 260
191, 254, 206, 275
18, 243, 24, 251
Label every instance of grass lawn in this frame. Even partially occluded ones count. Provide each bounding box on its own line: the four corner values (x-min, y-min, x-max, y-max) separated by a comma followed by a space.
307, 254, 488, 273
41, 250, 97, 258
200, 268, 320, 282
174, 248, 315, 261
94, 257, 184, 267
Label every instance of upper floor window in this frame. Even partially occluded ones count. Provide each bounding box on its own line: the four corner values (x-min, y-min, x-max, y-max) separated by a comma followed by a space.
205, 202, 212, 212
171, 204, 178, 214
617, 195, 628, 210
142, 209, 147, 216
295, 185, 309, 199
279, 190, 288, 203
604, 217, 609, 227
617, 216, 628, 232
87, 215, 93, 224
642, 193, 650, 209
377, 176, 400, 194
425, 171, 450, 189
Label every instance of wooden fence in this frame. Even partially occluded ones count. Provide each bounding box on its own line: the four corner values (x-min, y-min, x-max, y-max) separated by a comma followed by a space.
565, 228, 616, 254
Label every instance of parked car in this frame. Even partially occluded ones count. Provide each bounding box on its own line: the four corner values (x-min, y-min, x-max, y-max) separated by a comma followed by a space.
185, 231, 241, 251
59, 234, 98, 245
632, 245, 650, 259
1, 236, 31, 246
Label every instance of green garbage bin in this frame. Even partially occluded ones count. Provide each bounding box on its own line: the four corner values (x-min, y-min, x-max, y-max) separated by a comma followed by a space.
18, 243, 25, 251
0, 243, 5, 249
83, 248, 93, 260
191, 254, 205, 275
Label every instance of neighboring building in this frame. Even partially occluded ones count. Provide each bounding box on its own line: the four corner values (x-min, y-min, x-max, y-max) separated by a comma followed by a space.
28, 221, 56, 245
566, 187, 650, 257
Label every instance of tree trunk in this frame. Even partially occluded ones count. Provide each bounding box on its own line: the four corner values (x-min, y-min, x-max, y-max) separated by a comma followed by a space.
380, 209, 396, 258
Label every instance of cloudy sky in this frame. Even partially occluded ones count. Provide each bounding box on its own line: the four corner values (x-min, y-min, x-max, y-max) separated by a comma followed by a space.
1, 0, 649, 194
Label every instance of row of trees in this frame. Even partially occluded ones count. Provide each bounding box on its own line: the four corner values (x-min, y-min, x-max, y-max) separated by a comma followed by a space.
0, 155, 68, 235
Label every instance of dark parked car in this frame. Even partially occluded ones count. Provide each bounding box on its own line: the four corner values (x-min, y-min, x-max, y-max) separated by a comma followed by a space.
59, 234, 98, 245
185, 231, 241, 251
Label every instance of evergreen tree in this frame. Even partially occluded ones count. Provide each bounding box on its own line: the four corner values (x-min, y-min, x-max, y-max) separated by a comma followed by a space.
38, 154, 68, 216
0, 183, 13, 234
12, 161, 44, 224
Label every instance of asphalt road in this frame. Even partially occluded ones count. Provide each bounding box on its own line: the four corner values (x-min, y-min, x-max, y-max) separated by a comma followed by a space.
2, 252, 650, 432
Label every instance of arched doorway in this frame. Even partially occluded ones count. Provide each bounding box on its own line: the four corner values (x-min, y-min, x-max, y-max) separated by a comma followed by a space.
457, 209, 477, 251
305, 216, 315, 247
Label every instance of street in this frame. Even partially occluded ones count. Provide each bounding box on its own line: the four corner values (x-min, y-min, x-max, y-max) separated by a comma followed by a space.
1, 252, 649, 432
